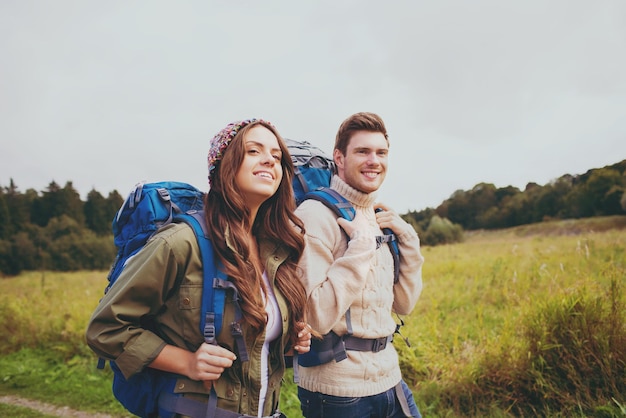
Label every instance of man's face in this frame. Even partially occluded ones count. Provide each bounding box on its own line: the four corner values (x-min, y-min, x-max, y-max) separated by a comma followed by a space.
334, 130, 388, 194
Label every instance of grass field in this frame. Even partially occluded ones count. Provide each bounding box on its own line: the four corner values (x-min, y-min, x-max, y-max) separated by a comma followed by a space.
1, 216, 625, 417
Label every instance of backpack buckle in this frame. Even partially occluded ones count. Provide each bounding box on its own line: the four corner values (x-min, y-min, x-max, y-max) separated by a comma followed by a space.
230, 321, 243, 337
371, 336, 389, 352
204, 312, 216, 344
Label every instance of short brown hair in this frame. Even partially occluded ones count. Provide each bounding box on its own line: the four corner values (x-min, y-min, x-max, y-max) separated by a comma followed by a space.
334, 112, 389, 155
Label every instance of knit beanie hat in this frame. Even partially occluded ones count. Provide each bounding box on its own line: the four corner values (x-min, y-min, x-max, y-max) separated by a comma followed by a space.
207, 118, 273, 185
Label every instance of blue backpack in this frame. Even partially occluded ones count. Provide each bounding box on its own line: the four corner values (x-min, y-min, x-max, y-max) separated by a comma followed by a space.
286, 138, 357, 219
100, 181, 248, 418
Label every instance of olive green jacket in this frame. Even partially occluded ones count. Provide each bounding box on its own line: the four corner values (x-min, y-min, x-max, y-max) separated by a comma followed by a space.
86, 222, 292, 416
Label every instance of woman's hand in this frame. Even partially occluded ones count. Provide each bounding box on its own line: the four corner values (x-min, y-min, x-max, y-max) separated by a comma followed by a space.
188, 343, 236, 382
292, 322, 312, 354
188, 343, 237, 380
148, 343, 236, 391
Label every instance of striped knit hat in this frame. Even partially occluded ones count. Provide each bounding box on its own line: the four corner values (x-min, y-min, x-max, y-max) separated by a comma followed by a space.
207, 118, 273, 185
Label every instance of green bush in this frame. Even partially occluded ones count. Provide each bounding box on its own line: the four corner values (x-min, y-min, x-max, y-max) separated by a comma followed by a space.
422, 215, 464, 245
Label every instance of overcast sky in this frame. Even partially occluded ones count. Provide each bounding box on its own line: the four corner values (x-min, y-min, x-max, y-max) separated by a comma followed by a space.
2, 1, 625, 213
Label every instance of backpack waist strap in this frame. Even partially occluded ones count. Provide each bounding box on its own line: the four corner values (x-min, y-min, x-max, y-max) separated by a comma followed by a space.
343, 334, 393, 353
158, 390, 285, 418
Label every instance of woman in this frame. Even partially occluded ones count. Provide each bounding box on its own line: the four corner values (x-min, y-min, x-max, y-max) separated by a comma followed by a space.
86, 118, 312, 417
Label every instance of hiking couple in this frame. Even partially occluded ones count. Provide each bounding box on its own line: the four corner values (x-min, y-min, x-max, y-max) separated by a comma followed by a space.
86, 112, 425, 417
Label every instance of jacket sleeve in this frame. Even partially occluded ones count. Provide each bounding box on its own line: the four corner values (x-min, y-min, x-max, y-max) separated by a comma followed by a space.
295, 200, 376, 335
85, 224, 190, 379
391, 225, 425, 315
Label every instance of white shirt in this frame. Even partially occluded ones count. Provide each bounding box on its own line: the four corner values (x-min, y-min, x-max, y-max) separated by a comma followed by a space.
258, 271, 282, 417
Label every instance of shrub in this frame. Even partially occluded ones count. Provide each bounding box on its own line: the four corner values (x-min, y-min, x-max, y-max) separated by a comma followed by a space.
422, 215, 464, 245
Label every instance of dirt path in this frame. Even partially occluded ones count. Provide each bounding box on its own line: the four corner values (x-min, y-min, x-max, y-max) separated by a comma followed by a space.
0, 395, 118, 418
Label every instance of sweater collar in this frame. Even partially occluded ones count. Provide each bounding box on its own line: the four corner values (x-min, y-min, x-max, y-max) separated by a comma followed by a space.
331, 175, 378, 209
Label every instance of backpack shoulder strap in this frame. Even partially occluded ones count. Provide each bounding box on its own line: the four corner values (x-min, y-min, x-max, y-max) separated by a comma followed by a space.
296, 188, 405, 370
305, 188, 400, 283
178, 211, 249, 361
304, 187, 355, 221
375, 208, 401, 283
175, 211, 224, 340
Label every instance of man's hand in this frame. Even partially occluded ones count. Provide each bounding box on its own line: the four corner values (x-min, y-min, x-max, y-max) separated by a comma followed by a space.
336, 210, 370, 239
374, 203, 406, 234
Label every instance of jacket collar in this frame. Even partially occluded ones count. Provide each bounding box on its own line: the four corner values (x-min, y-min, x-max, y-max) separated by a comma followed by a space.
224, 225, 289, 276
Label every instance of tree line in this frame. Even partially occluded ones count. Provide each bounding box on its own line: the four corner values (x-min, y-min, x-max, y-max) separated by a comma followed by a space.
0, 180, 124, 275
403, 159, 626, 241
2, 158, 625, 276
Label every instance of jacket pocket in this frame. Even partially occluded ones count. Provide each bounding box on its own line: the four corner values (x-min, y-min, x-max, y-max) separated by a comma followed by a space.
178, 284, 202, 341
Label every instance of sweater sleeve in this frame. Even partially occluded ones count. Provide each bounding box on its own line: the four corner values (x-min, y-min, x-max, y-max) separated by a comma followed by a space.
391, 224, 425, 315
296, 200, 376, 335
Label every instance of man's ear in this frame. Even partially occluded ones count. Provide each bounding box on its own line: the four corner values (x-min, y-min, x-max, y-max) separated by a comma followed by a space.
333, 148, 344, 170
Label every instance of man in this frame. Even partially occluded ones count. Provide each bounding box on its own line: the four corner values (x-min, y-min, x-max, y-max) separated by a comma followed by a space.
295, 112, 425, 417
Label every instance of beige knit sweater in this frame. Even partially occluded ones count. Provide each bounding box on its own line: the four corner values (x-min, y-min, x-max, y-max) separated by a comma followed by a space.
295, 176, 425, 397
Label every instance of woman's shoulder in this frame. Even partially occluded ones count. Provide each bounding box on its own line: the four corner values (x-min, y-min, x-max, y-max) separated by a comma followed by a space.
142, 222, 204, 269
150, 221, 197, 247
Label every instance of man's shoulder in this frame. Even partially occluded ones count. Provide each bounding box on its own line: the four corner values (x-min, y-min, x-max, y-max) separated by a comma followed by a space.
296, 198, 338, 221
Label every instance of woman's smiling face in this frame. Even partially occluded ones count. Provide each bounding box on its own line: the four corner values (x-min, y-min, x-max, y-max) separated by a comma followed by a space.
235, 125, 283, 208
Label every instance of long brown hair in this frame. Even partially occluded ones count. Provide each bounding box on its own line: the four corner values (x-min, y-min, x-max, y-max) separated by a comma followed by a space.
204, 120, 307, 345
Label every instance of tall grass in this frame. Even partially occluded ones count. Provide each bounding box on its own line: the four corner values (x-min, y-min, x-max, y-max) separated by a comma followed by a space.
0, 271, 102, 357
0, 271, 131, 416
0, 217, 624, 417
400, 226, 626, 417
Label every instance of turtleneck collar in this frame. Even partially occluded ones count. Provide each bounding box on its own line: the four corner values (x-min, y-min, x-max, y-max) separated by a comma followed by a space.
330, 175, 378, 210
